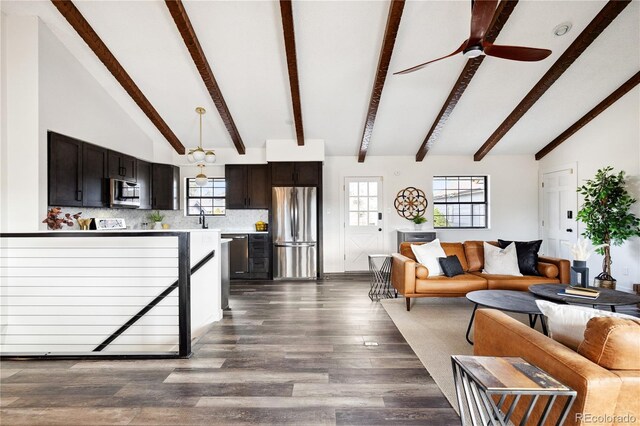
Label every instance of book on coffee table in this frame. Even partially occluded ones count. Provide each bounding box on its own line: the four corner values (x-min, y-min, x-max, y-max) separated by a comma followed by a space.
558, 286, 600, 299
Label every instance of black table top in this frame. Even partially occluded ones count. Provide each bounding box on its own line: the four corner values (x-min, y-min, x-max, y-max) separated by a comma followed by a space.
529, 284, 640, 306
466, 290, 542, 314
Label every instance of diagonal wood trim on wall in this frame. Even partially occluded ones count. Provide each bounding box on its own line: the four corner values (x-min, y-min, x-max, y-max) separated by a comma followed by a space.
165, 0, 246, 155
415, 0, 518, 161
357, 0, 405, 163
535, 71, 640, 160
51, 0, 186, 154
473, 0, 631, 161
279, 0, 305, 146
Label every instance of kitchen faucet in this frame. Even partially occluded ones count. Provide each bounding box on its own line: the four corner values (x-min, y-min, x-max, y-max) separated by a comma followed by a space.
199, 209, 208, 229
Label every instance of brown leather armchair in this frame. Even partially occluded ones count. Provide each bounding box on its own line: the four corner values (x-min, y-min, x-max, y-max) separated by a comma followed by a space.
474, 309, 640, 425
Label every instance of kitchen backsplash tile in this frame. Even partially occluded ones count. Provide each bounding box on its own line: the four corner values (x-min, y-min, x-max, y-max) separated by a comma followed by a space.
50, 207, 268, 231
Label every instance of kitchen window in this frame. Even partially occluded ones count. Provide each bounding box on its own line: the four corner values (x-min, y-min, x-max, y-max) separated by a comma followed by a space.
433, 176, 488, 229
186, 178, 226, 216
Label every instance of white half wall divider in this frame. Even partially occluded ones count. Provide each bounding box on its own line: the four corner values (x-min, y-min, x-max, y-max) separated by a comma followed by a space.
0, 231, 221, 359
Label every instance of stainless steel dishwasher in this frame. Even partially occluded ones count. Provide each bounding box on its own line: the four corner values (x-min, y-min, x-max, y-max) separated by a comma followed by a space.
222, 234, 249, 279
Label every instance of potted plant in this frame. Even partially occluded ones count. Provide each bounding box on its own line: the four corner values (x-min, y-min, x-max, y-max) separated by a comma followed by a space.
42, 208, 81, 230
577, 166, 640, 289
148, 211, 164, 230
412, 215, 427, 230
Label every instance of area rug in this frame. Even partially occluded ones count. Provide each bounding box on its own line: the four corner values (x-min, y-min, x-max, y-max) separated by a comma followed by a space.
381, 297, 537, 412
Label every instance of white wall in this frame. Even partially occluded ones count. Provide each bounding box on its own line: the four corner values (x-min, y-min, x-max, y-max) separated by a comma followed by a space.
2, 16, 40, 232
539, 87, 640, 292
0, 17, 175, 232
322, 155, 539, 272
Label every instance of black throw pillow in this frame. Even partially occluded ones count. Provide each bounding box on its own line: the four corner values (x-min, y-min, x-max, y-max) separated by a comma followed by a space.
497, 239, 542, 276
438, 255, 464, 277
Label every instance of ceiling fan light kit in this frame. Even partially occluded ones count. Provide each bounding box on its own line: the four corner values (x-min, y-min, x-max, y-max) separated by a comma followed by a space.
395, 0, 552, 75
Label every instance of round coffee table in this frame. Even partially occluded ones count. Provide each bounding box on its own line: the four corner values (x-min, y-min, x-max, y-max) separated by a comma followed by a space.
465, 290, 547, 345
529, 283, 640, 312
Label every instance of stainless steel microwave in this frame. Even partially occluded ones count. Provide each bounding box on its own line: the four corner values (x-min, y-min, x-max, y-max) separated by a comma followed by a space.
110, 179, 141, 208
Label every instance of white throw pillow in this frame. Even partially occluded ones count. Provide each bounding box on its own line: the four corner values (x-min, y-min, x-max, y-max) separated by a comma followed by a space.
410, 239, 446, 277
536, 299, 637, 350
482, 242, 522, 276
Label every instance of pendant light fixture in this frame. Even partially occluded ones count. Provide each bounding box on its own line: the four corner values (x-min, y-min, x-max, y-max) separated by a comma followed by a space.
195, 164, 208, 187
187, 107, 216, 165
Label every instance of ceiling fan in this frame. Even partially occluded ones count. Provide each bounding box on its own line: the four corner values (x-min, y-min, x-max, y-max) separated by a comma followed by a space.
394, 0, 552, 75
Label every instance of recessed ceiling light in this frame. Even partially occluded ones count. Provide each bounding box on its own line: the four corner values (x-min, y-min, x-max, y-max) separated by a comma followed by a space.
553, 22, 572, 37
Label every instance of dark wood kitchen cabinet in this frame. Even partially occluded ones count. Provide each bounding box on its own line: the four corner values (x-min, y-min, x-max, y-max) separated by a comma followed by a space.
225, 164, 270, 209
152, 163, 180, 210
270, 162, 320, 186
137, 159, 153, 210
48, 132, 108, 207
108, 150, 137, 182
81, 143, 108, 207
48, 132, 83, 207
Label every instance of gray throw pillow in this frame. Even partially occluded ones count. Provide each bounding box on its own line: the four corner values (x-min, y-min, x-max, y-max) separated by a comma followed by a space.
438, 255, 464, 277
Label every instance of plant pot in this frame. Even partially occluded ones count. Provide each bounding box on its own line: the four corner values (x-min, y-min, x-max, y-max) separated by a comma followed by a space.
154, 222, 163, 230
413, 223, 424, 231
594, 277, 616, 290
572, 260, 587, 268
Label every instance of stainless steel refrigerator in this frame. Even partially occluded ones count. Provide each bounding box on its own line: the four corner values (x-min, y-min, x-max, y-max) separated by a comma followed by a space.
272, 187, 317, 279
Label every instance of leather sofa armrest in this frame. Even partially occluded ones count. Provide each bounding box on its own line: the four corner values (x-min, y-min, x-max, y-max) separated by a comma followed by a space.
391, 253, 416, 295
537, 261, 559, 279
474, 309, 622, 426
538, 256, 571, 284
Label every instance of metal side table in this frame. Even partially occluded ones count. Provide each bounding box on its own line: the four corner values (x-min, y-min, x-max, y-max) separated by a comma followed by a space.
451, 356, 576, 426
368, 254, 394, 301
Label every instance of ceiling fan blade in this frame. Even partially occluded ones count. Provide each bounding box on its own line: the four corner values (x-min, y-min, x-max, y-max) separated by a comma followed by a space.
469, 0, 498, 44
394, 41, 467, 75
483, 43, 552, 61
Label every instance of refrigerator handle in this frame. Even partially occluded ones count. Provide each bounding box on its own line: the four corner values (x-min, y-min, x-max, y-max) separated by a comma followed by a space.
293, 187, 299, 241
289, 188, 295, 239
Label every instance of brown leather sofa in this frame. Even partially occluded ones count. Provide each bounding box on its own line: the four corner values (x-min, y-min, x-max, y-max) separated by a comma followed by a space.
475, 309, 640, 426
391, 241, 570, 311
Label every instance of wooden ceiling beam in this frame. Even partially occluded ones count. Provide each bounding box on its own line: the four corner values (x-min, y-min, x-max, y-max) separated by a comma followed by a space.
357, 0, 405, 163
279, 0, 304, 146
473, 0, 631, 161
51, 0, 186, 154
535, 71, 640, 160
165, 0, 246, 155
415, 0, 518, 161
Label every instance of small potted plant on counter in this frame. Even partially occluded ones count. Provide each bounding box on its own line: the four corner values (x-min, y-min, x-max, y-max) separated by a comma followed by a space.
42, 207, 81, 230
148, 211, 164, 230
412, 215, 427, 230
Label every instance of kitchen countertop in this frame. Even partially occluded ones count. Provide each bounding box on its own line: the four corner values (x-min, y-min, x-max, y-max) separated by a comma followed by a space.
221, 230, 269, 234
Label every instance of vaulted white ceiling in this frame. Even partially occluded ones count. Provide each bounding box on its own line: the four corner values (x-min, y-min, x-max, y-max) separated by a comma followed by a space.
2, 0, 639, 159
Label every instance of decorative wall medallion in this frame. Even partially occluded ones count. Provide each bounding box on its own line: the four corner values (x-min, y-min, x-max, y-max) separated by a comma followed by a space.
394, 187, 428, 219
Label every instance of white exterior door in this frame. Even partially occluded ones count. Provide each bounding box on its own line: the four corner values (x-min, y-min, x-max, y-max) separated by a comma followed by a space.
344, 177, 384, 271
541, 165, 578, 258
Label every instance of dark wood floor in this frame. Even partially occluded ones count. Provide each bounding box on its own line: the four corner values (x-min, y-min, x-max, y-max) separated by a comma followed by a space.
0, 279, 457, 425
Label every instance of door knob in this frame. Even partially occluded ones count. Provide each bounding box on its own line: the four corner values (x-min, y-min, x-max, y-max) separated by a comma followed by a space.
378, 228, 382, 231
566, 228, 573, 232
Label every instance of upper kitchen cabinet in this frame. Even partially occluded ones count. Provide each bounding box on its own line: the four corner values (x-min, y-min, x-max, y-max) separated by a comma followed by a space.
48, 132, 108, 208
48, 132, 83, 207
108, 150, 137, 182
152, 163, 180, 210
137, 159, 153, 210
270, 162, 321, 186
225, 164, 270, 209
81, 143, 108, 208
